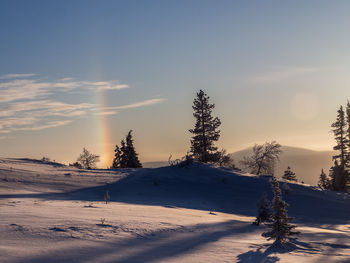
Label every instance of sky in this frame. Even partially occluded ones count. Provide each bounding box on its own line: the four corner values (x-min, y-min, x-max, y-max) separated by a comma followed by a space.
1, 0, 350, 166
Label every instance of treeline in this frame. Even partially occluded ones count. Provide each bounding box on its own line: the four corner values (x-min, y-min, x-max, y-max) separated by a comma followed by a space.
318, 102, 350, 192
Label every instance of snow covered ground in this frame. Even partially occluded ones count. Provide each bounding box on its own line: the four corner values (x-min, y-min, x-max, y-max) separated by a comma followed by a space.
1, 158, 350, 262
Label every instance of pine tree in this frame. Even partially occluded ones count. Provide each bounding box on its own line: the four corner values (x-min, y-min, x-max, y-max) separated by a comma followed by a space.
332, 106, 348, 169
329, 105, 349, 191
262, 176, 298, 246
254, 192, 271, 226
112, 145, 122, 169
119, 139, 128, 167
282, 166, 297, 182
346, 100, 350, 161
124, 130, 142, 168
329, 160, 346, 191
112, 130, 142, 168
318, 168, 330, 190
345, 100, 350, 190
189, 90, 221, 163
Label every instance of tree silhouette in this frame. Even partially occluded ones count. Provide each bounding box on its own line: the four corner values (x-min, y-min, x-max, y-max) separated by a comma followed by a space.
282, 166, 297, 182
332, 105, 348, 169
240, 141, 282, 175
330, 105, 349, 191
77, 148, 100, 169
189, 90, 221, 163
254, 192, 271, 226
318, 168, 331, 190
262, 176, 298, 246
112, 130, 142, 168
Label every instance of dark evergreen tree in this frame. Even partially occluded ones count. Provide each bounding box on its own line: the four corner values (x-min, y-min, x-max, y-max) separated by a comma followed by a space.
262, 176, 298, 246
119, 139, 128, 167
332, 106, 348, 168
124, 130, 142, 168
112, 145, 123, 169
318, 168, 331, 190
329, 160, 346, 191
329, 105, 349, 191
189, 90, 221, 163
346, 100, 350, 160
254, 192, 271, 226
282, 166, 297, 182
345, 100, 350, 190
112, 130, 142, 168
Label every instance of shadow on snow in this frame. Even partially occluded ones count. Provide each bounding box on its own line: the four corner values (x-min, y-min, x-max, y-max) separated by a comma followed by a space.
2, 164, 350, 225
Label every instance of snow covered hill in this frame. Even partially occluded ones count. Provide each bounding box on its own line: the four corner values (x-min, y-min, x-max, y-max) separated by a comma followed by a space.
1, 158, 350, 262
143, 146, 335, 185
57, 162, 350, 225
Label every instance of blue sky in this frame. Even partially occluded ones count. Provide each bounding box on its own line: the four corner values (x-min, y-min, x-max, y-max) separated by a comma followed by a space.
1, 1, 350, 165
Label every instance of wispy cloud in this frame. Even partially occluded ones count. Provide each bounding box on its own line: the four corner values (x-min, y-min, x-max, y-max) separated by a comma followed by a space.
0, 77, 130, 103
248, 67, 319, 84
109, 98, 166, 110
0, 100, 94, 118
0, 74, 165, 134
15, 120, 73, 131
95, 98, 166, 116
97, 83, 129, 91
0, 73, 37, 79
96, 111, 118, 116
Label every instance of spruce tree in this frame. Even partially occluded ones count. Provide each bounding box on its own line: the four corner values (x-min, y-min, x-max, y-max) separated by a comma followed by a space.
124, 130, 142, 168
119, 139, 128, 167
254, 192, 271, 226
112, 130, 142, 168
329, 160, 346, 191
318, 168, 330, 190
329, 105, 349, 191
332, 106, 348, 169
112, 145, 121, 169
282, 166, 297, 182
262, 176, 298, 246
346, 100, 350, 161
189, 90, 221, 163
345, 100, 350, 190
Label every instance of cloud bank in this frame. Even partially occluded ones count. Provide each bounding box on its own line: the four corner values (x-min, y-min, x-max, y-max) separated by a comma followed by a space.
0, 74, 165, 134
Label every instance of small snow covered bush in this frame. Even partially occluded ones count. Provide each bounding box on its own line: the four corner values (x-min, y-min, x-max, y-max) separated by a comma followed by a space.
104, 190, 110, 204
168, 153, 194, 168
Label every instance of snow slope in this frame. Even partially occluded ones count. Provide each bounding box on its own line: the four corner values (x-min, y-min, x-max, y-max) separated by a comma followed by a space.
1, 158, 350, 262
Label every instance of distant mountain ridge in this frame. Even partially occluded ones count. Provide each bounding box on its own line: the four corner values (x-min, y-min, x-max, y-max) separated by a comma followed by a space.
230, 146, 334, 185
